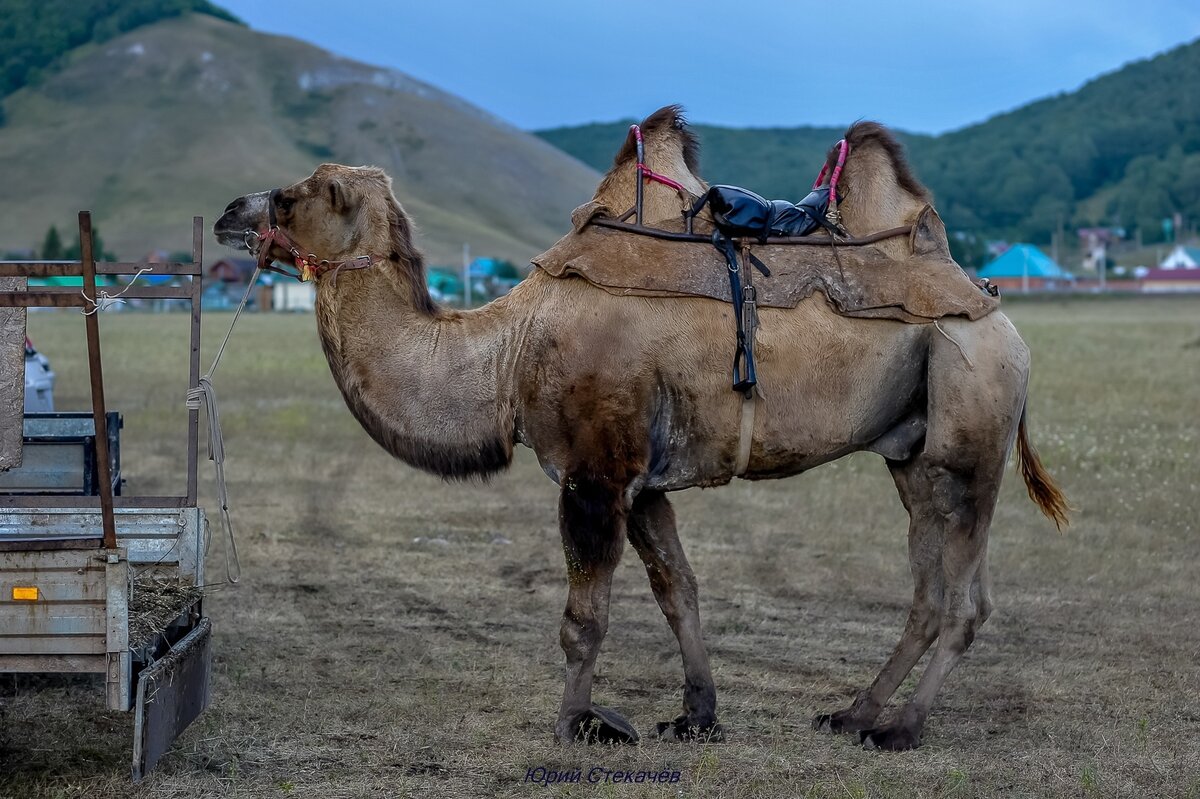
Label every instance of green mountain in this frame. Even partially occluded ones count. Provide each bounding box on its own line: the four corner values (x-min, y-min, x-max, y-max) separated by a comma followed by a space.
0, 0, 241, 100
538, 38, 1200, 253
0, 13, 598, 263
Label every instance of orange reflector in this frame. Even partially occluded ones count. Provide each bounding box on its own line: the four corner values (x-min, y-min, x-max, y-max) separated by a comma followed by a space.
12, 586, 39, 601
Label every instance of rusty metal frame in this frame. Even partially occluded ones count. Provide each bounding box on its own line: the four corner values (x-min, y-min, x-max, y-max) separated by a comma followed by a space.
0, 212, 204, 535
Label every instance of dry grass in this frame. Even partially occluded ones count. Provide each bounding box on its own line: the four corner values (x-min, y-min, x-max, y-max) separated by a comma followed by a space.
128, 574, 204, 651
2, 296, 1198, 798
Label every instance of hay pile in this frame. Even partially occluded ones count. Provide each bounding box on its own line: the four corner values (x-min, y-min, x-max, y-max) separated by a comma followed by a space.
129, 573, 202, 649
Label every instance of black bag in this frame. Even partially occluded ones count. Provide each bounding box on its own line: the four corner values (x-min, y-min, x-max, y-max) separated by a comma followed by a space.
694, 185, 835, 241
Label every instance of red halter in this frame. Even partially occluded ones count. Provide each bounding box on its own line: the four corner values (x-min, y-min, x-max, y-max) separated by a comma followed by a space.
250, 188, 377, 283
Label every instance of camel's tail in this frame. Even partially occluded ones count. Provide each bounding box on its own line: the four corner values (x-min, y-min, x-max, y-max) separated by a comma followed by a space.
1015, 402, 1070, 531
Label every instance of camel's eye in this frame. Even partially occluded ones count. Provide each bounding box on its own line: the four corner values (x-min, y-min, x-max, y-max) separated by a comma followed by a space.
276, 195, 296, 213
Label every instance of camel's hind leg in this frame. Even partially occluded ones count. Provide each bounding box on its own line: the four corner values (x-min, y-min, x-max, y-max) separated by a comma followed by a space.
627, 491, 723, 741
812, 454, 948, 735
855, 452, 1004, 751
817, 315, 1027, 750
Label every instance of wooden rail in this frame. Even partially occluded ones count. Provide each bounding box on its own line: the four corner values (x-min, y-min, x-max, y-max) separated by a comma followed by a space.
0, 212, 204, 549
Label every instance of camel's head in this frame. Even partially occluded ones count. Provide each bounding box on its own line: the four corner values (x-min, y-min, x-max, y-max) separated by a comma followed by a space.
214, 164, 410, 271
589, 105, 708, 224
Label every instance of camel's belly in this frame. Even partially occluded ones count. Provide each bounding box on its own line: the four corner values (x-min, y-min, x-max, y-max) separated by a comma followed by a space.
518, 282, 933, 492
641, 299, 932, 490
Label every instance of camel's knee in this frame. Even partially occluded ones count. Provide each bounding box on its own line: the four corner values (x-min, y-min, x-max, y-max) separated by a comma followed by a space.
974, 579, 994, 627
925, 464, 978, 531
936, 594, 983, 651
560, 609, 605, 661
908, 596, 941, 644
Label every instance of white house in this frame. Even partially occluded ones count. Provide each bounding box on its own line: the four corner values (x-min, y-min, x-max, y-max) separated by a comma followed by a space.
1159, 245, 1200, 269
272, 281, 316, 311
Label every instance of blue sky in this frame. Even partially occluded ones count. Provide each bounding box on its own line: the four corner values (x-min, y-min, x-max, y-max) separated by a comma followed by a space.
218, 1, 1200, 133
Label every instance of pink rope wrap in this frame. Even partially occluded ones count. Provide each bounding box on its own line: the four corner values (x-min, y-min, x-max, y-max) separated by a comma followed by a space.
812, 139, 850, 195
637, 164, 688, 193
631, 123, 689, 194
812, 163, 829, 190
828, 139, 850, 201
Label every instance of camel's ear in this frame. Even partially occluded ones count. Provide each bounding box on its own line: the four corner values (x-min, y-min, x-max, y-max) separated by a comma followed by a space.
327, 179, 351, 213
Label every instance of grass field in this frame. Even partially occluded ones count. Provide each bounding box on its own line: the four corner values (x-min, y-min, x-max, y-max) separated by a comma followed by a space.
2, 296, 1198, 798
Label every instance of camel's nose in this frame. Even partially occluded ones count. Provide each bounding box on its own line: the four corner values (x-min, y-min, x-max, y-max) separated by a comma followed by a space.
223, 197, 247, 215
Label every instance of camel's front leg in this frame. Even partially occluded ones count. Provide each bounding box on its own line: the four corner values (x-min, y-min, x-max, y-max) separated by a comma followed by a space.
554, 478, 639, 744
627, 491, 723, 741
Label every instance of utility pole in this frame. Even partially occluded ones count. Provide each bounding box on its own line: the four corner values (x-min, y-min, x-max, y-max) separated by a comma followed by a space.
462, 242, 471, 308
1053, 213, 1063, 266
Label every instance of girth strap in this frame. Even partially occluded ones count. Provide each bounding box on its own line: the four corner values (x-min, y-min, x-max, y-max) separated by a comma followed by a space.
712, 233, 762, 478
734, 391, 757, 477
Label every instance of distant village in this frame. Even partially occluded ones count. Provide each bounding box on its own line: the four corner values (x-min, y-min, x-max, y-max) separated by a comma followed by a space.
968, 218, 1200, 294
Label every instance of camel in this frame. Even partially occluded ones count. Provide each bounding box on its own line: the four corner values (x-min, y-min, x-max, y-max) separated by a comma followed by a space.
214, 106, 1068, 751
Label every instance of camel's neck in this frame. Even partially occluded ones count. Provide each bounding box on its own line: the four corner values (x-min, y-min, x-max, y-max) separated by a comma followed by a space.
312, 263, 529, 479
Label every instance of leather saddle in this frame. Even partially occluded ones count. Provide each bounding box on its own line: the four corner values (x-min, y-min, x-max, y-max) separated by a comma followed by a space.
692, 185, 838, 241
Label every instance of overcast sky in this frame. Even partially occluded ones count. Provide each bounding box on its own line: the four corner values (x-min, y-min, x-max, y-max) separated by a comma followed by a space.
218, 1, 1200, 133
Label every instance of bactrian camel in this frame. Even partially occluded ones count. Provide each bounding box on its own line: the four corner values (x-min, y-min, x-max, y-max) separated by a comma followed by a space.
214, 106, 1068, 751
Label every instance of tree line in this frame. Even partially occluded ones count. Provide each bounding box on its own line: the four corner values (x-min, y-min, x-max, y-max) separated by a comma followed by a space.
539, 37, 1200, 260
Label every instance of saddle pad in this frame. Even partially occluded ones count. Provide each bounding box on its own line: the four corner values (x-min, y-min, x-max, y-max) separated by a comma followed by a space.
533, 205, 999, 324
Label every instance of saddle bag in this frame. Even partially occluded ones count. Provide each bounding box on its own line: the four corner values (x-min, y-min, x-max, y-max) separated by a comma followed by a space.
693, 185, 836, 241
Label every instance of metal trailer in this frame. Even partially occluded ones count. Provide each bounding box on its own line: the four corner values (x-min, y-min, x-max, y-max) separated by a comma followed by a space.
0, 213, 214, 781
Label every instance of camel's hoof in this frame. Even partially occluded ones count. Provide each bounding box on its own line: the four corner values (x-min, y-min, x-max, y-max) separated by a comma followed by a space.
812, 709, 875, 735
655, 715, 725, 742
565, 706, 640, 745
860, 724, 921, 751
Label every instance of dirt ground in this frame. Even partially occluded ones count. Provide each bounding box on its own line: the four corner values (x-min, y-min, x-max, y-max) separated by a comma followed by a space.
2, 296, 1198, 798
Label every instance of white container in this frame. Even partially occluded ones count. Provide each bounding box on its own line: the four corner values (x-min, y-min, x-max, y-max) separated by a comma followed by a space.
24, 348, 55, 412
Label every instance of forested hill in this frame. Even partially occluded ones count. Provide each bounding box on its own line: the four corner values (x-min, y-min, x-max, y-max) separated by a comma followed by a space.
0, 0, 241, 101
538, 37, 1200, 250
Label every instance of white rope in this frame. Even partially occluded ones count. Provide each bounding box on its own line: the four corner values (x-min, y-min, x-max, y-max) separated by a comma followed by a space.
933, 320, 975, 369
80, 267, 153, 315
185, 268, 261, 583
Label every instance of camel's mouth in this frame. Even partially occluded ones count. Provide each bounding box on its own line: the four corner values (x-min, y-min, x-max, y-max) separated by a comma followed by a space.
213, 223, 255, 250
214, 191, 271, 250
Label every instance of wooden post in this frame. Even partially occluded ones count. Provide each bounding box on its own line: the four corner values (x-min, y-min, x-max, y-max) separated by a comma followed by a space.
79, 212, 117, 549
186, 217, 202, 505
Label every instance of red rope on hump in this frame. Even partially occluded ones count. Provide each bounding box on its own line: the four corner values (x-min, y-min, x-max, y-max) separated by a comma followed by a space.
812, 139, 850, 194
812, 164, 828, 190
828, 139, 850, 199
638, 163, 687, 193
631, 123, 689, 194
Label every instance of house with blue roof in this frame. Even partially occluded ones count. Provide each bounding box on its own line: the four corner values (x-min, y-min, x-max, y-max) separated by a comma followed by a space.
977, 244, 1073, 291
